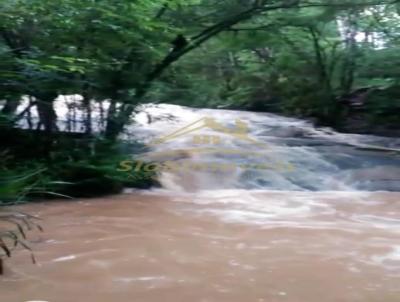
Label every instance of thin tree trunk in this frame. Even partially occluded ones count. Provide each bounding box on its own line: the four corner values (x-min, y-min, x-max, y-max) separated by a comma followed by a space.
72, 101, 77, 132
309, 27, 332, 94
35, 94, 58, 133
105, 99, 118, 138
99, 101, 105, 131
83, 94, 92, 135
26, 96, 34, 129
340, 11, 359, 94
1, 98, 20, 116
0, 97, 20, 128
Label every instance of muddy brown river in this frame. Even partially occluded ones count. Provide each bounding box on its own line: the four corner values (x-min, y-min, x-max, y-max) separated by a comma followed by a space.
1, 190, 400, 302
1, 104, 400, 301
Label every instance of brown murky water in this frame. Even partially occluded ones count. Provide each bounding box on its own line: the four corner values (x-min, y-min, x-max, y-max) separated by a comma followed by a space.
1, 190, 399, 302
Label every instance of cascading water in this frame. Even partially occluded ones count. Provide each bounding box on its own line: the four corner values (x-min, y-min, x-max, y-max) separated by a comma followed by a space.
131, 104, 400, 192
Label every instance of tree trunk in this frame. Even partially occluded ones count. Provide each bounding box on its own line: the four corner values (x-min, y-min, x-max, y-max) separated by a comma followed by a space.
1, 98, 20, 116
0, 97, 20, 128
26, 96, 34, 129
83, 94, 92, 135
105, 102, 137, 140
309, 27, 332, 94
35, 93, 58, 133
340, 11, 359, 94
104, 99, 118, 139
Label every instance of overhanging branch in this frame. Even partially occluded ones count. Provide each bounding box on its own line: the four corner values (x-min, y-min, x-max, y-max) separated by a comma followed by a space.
135, 1, 302, 98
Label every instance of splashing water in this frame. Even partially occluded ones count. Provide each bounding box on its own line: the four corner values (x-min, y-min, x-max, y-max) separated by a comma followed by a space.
132, 104, 400, 192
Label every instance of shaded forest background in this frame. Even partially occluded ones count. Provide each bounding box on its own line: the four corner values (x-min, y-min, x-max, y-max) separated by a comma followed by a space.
1, 0, 400, 137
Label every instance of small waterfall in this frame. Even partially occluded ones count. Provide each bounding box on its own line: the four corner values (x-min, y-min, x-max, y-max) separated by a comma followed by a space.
131, 104, 400, 192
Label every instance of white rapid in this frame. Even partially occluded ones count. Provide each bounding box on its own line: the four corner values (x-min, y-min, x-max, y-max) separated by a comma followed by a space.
131, 104, 400, 192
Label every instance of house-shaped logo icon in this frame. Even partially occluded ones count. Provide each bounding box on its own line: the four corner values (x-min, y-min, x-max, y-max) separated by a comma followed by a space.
149, 117, 268, 148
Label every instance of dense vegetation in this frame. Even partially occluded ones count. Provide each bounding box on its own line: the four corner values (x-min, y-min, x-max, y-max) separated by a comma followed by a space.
1, 0, 400, 204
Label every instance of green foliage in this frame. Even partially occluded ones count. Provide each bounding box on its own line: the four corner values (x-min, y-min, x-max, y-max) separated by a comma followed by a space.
0, 127, 158, 200
0, 169, 48, 205
364, 85, 400, 125
0, 209, 42, 265
0, 0, 398, 135
143, 1, 400, 133
52, 159, 157, 198
0, 169, 44, 266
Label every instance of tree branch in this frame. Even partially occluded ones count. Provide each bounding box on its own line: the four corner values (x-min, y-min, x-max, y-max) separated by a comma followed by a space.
135, 1, 306, 99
